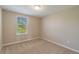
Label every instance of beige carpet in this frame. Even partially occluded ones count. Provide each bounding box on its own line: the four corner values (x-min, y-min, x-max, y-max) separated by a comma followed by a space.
2, 39, 78, 54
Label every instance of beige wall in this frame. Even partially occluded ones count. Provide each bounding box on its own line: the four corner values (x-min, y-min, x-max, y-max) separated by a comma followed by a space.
2, 10, 41, 44
41, 6, 79, 51
0, 8, 2, 50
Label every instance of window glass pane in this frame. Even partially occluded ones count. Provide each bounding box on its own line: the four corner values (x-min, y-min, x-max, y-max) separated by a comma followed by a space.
16, 16, 28, 35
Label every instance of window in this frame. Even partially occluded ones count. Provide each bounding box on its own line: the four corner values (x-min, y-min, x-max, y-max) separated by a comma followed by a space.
16, 16, 28, 35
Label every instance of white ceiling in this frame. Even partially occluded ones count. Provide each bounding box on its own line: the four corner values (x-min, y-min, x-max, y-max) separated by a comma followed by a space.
0, 5, 76, 17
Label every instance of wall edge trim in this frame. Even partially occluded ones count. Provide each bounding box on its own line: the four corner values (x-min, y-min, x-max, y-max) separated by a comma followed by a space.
3, 37, 40, 47
42, 37, 79, 53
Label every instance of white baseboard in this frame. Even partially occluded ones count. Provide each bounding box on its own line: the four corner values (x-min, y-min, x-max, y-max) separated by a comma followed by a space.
42, 37, 79, 53
3, 37, 40, 47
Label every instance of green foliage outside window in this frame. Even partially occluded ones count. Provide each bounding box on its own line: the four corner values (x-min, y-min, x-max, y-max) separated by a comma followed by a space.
16, 16, 28, 35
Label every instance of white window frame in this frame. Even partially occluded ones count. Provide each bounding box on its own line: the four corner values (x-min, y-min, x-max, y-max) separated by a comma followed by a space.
16, 16, 29, 35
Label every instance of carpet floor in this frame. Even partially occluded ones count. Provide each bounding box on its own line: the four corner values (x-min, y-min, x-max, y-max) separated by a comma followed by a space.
2, 39, 78, 54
